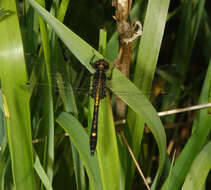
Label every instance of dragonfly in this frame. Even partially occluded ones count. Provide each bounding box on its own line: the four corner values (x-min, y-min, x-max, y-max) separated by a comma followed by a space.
23, 59, 172, 156
25, 58, 111, 155
89, 59, 109, 155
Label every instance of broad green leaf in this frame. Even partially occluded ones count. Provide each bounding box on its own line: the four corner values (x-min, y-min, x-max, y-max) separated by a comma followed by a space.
0, 0, 35, 189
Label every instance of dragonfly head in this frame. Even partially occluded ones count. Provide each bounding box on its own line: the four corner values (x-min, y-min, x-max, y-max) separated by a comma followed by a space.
93, 59, 109, 71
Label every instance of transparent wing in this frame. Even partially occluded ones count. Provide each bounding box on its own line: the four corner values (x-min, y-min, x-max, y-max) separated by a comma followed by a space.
21, 71, 172, 108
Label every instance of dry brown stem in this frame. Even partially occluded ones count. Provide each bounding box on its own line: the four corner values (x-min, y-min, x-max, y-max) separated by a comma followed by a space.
112, 0, 142, 118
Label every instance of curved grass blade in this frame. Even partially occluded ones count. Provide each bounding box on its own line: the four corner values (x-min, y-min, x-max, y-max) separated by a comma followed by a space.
162, 61, 211, 187
108, 68, 166, 189
162, 59, 211, 189
56, 112, 103, 190
55, 44, 85, 189
161, 114, 211, 190
34, 154, 53, 190
182, 141, 211, 190
125, 0, 170, 188
28, 0, 101, 73
0, 0, 35, 189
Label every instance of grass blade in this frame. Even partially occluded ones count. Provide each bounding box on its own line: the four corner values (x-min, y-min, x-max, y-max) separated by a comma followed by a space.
108, 68, 167, 189
34, 154, 53, 190
161, 0, 206, 122
56, 112, 103, 190
94, 29, 121, 190
28, 0, 102, 73
36, 0, 55, 184
126, 0, 170, 188
0, 0, 35, 189
182, 141, 211, 190
161, 57, 211, 189
161, 114, 211, 190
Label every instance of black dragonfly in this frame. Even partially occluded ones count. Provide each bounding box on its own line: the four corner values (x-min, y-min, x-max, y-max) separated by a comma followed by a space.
24, 59, 171, 156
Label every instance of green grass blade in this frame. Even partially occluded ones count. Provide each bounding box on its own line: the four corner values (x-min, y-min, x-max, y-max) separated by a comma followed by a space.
106, 32, 118, 62
192, 60, 211, 130
28, 0, 102, 73
34, 154, 53, 190
98, 29, 120, 190
91, 96, 120, 190
57, 0, 70, 22
161, 0, 206, 122
161, 56, 211, 189
108, 68, 167, 189
126, 0, 170, 188
56, 47, 84, 190
182, 141, 211, 190
87, 29, 121, 190
161, 58, 211, 189
0, 0, 35, 189
134, 0, 170, 91
36, 0, 55, 184
56, 112, 103, 190
71, 145, 86, 190
161, 114, 211, 190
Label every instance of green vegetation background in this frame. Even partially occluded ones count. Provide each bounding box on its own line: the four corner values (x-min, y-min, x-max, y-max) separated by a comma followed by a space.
0, 0, 211, 190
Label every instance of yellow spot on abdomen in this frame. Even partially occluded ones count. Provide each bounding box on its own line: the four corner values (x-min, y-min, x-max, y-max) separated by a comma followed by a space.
92, 132, 96, 137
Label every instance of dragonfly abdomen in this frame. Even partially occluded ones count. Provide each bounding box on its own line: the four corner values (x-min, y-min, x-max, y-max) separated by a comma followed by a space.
90, 59, 109, 156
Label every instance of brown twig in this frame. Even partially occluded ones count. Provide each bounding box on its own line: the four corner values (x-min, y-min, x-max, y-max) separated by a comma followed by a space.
112, 0, 142, 118
119, 130, 151, 190
167, 140, 174, 155
32, 132, 69, 144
